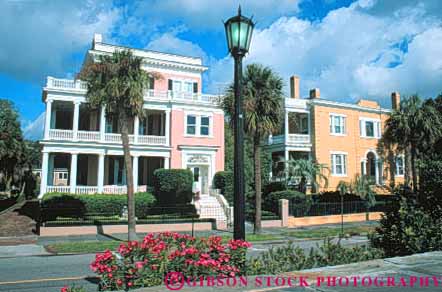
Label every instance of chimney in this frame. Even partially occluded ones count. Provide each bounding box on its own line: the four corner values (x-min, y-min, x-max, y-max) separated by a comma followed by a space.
290, 76, 300, 99
93, 33, 102, 48
391, 92, 400, 110
309, 88, 320, 99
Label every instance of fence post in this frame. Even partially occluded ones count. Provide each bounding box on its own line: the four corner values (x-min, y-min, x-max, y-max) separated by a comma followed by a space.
279, 199, 289, 227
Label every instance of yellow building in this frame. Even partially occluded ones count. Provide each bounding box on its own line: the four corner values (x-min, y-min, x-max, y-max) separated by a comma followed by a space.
267, 76, 404, 192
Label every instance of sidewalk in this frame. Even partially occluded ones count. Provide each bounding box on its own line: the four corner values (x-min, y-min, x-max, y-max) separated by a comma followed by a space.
137, 251, 442, 291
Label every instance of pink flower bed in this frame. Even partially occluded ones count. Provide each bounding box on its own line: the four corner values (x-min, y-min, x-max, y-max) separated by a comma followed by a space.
90, 232, 251, 290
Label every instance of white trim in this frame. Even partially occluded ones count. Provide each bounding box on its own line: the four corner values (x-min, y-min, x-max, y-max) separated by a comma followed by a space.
330, 152, 348, 177
395, 154, 405, 177
359, 117, 381, 139
329, 113, 347, 136
310, 99, 391, 114
184, 112, 213, 138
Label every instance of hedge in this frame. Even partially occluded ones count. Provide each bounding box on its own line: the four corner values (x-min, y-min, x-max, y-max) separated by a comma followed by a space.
213, 171, 233, 204
152, 169, 193, 205
41, 192, 155, 220
263, 190, 309, 214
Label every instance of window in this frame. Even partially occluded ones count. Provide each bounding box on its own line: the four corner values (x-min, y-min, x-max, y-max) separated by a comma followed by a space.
329, 114, 346, 135
186, 115, 196, 135
184, 82, 193, 93
185, 114, 211, 137
360, 118, 381, 138
200, 116, 210, 136
396, 156, 404, 176
331, 153, 347, 176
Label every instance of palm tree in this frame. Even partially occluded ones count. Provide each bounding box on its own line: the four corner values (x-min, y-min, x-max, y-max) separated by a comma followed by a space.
286, 159, 329, 194
221, 63, 284, 234
78, 50, 154, 240
383, 95, 442, 191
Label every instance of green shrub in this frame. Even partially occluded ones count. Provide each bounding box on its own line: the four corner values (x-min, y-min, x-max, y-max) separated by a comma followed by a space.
262, 181, 286, 196
41, 192, 155, 220
263, 190, 309, 214
247, 238, 384, 275
370, 192, 442, 257
213, 170, 233, 204
152, 169, 193, 205
420, 159, 442, 202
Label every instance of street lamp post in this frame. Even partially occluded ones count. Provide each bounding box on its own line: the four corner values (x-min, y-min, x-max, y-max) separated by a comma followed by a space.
224, 6, 254, 240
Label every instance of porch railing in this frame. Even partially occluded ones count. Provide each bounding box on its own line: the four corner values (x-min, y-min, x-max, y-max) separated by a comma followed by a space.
46, 77, 87, 91
287, 134, 310, 144
138, 135, 167, 145
46, 186, 70, 193
77, 130, 100, 141
48, 129, 74, 140
45, 185, 148, 195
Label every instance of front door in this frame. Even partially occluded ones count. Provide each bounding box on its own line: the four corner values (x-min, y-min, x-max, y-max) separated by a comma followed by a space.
190, 165, 209, 195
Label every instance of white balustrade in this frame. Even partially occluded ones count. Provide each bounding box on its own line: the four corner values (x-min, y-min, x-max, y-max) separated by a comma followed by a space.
77, 130, 100, 141
104, 133, 122, 143
287, 134, 310, 144
48, 129, 74, 140
137, 135, 167, 145
75, 186, 98, 194
46, 186, 70, 193
46, 77, 87, 91
137, 185, 147, 192
103, 185, 127, 194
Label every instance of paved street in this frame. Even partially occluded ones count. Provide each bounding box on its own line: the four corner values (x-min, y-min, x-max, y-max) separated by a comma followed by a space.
0, 236, 371, 292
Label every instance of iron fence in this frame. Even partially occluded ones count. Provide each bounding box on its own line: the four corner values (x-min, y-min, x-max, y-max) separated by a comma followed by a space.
289, 200, 395, 217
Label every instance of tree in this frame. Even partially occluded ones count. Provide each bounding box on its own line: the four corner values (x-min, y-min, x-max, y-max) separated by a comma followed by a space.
383, 95, 442, 191
221, 64, 284, 234
349, 175, 376, 221
337, 180, 350, 237
0, 99, 29, 196
78, 50, 153, 240
286, 159, 329, 194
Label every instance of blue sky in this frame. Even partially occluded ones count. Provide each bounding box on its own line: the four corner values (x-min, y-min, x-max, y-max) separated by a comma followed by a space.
1, 0, 442, 140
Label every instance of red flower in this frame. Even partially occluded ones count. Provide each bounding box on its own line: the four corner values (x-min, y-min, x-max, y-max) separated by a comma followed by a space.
60, 286, 68, 292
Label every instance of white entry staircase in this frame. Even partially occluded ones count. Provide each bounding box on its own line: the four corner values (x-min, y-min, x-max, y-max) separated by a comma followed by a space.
195, 191, 231, 229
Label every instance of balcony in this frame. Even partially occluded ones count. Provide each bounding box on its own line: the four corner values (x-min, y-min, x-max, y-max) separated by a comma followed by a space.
269, 134, 311, 145
48, 129, 167, 146
45, 77, 220, 106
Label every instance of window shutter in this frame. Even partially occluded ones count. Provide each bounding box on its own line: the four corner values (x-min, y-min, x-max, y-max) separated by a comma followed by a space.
168, 79, 173, 91
193, 82, 198, 93
343, 117, 346, 134
376, 121, 380, 138
149, 77, 155, 89
331, 155, 334, 174
360, 120, 364, 137
329, 116, 333, 133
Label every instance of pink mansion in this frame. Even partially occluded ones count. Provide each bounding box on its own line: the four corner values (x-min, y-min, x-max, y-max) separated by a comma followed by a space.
39, 34, 225, 203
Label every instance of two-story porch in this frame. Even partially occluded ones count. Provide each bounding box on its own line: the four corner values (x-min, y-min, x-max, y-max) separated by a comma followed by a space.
267, 103, 312, 178
40, 151, 168, 195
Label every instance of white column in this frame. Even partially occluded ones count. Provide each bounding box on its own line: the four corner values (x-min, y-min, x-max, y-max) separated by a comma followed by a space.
165, 110, 171, 146
134, 116, 139, 144
44, 100, 53, 139
375, 159, 380, 185
97, 153, 105, 193
132, 156, 139, 192
284, 110, 289, 139
39, 152, 49, 198
70, 153, 78, 194
100, 106, 106, 142
164, 157, 170, 169
73, 101, 80, 141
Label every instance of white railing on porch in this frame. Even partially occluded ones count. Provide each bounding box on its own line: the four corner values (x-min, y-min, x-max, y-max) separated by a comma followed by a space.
46, 186, 70, 193
75, 186, 99, 194
77, 130, 100, 141
287, 134, 310, 144
48, 129, 74, 140
138, 135, 167, 145
46, 77, 87, 91
46, 77, 221, 105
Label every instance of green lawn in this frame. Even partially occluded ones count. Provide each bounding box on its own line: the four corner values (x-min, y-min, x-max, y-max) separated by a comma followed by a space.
45, 234, 283, 254
284, 225, 375, 239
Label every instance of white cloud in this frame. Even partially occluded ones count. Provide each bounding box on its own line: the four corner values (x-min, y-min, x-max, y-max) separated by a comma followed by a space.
0, 1, 119, 83
206, 0, 442, 106
146, 32, 207, 60
23, 111, 45, 141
